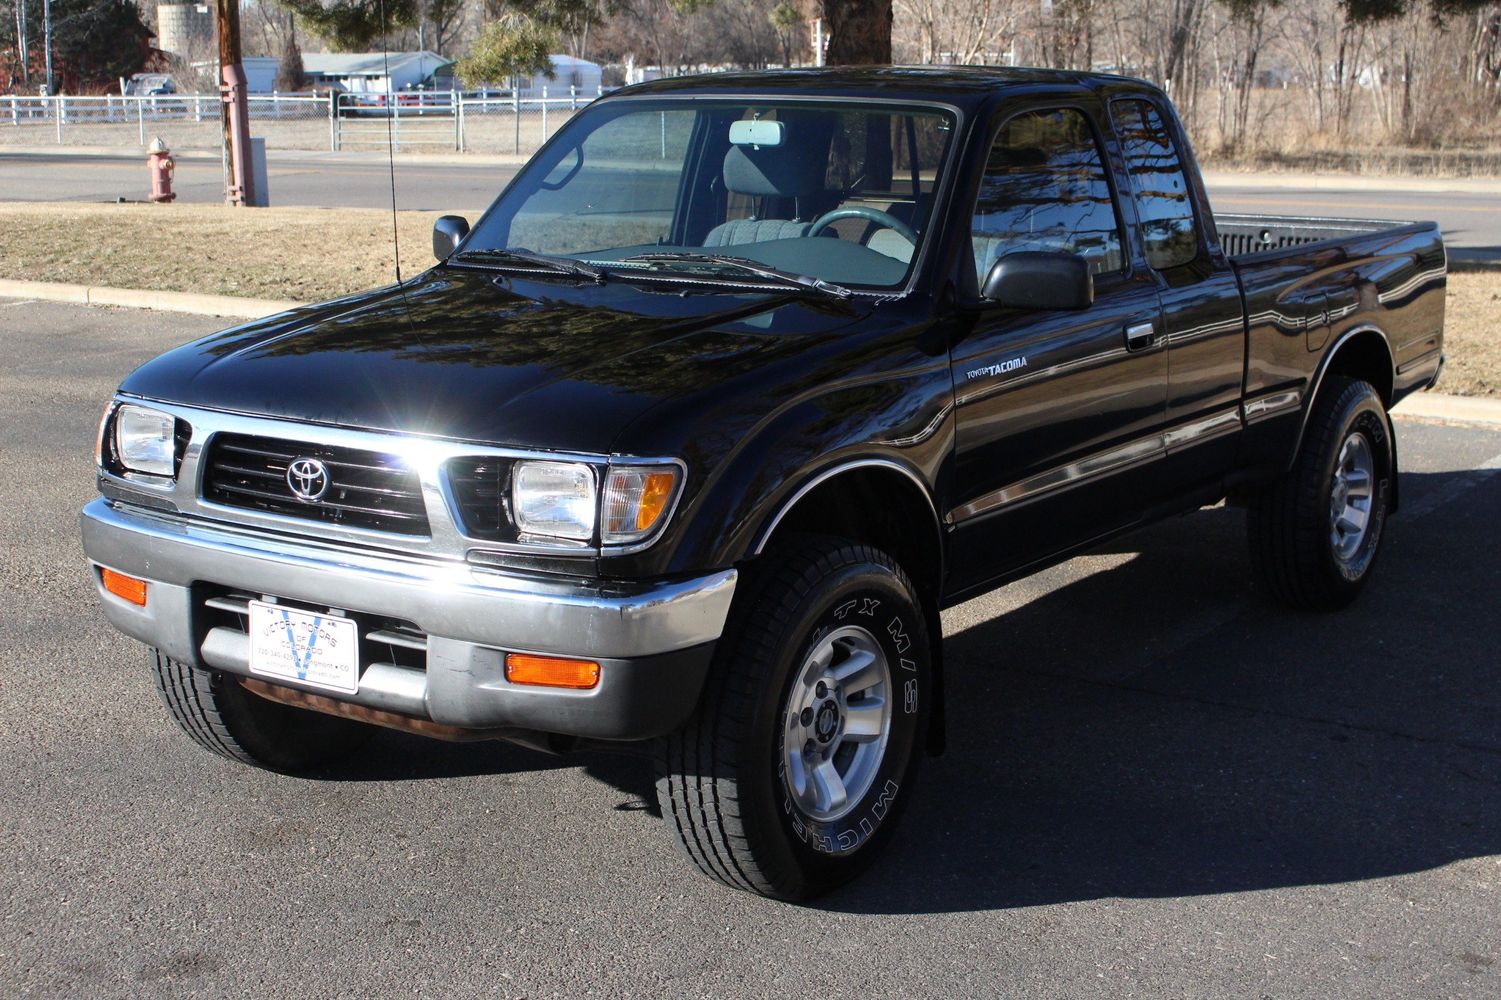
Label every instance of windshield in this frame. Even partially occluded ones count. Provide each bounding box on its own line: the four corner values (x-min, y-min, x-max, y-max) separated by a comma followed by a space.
459, 99, 958, 291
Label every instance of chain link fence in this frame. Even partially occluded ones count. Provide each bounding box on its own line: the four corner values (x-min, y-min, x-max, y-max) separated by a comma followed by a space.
0, 88, 607, 157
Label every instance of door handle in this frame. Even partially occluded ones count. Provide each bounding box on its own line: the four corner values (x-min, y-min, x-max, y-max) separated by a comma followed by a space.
1125, 321, 1156, 351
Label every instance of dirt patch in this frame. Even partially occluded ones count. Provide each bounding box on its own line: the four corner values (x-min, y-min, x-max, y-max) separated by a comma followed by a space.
1441, 271, 1501, 398
0, 201, 1497, 398
0, 201, 478, 303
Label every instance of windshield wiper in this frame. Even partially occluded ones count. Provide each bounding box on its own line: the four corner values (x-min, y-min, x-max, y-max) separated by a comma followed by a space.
450, 247, 605, 282
621, 252, 853, 300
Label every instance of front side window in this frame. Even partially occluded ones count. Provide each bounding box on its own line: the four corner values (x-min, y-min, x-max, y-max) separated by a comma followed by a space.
1110, 99, 1200, 271
970, 107, 1125, 284
462, 100, 957, 290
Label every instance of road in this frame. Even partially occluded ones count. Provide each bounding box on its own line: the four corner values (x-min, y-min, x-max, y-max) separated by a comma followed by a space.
2, 298, 1498, 997
2, 150, 1499, 262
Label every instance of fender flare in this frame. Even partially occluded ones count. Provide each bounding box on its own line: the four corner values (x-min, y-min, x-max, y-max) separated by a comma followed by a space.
750, 456, 943, 559
1289, 323, 1395, 472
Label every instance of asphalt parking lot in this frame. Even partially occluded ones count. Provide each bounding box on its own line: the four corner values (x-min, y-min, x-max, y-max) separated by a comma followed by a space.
2, 299, 1498, 998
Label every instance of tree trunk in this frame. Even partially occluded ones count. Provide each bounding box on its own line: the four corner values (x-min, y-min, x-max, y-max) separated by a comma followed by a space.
823, 0, 893, 64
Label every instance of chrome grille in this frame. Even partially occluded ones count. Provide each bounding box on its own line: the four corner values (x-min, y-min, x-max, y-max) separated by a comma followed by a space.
203, 433, 430, 536
445, 456, 513, 540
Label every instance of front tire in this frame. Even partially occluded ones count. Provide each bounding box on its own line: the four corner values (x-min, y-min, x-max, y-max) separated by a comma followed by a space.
151, 649, 372, 773
655, 538, 931, 900
1247, 377, 1394, 611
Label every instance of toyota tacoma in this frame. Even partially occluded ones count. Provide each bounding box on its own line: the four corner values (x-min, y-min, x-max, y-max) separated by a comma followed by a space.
82, 67, 1446, 901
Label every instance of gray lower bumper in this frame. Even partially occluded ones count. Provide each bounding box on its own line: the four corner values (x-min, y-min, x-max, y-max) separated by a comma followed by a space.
81, 498, 735, 739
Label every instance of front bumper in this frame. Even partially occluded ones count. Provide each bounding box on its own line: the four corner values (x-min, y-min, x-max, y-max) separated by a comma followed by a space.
81, 498, 735, 740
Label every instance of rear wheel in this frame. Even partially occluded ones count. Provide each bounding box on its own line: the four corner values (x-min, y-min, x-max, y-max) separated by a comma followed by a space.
655, 538, 931, 900
151, 649, 372, 773
1247, 377, 1394, 611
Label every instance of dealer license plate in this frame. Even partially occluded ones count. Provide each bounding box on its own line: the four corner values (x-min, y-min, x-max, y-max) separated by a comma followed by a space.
247, 600, 360, 694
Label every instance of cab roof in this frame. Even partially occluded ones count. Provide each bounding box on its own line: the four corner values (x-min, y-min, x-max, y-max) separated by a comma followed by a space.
611, 65, 1157, 108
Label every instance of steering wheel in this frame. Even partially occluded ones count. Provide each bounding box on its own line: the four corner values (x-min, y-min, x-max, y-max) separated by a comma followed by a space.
807, 206, 919, 246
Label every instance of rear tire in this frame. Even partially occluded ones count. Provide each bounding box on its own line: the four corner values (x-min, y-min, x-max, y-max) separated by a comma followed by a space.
1247, 377, 1394, 611
151, 649, 372, 773
655, 538, 931, 900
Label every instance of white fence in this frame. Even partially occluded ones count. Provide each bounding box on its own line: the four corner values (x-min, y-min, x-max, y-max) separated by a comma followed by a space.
0, 88, 608, 155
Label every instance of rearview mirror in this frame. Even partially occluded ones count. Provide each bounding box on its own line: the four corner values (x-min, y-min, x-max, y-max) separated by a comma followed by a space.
433, 215, 470, 261
728, 119, 785, 148
981, 252, 1093, 311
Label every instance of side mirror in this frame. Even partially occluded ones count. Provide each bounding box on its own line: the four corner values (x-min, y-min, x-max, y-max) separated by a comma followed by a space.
981, 251, 1094, 311
433, 215, 470, 261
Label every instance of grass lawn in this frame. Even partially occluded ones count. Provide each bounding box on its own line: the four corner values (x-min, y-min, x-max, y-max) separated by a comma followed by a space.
0, 201, 1496, 398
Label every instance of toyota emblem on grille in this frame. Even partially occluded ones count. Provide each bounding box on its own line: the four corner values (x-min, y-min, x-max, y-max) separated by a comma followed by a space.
286, 458, 330, 502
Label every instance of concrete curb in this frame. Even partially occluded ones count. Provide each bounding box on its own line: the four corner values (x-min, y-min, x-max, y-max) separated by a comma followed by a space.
0, 278, 302, 319
1392, 391, 1501, 427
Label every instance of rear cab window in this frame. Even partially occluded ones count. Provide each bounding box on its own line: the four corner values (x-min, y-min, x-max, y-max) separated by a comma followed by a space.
1109, 99, 1202, 272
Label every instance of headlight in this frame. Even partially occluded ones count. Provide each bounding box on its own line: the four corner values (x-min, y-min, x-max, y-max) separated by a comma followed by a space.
512, 461, 596, 541
113, 404, 178, 477
602, 465, 680, 545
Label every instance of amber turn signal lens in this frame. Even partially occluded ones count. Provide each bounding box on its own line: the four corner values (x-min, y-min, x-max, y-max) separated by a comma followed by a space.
101, 568, 148, 606
635, 471, 676, 531
504, 653, 600, 690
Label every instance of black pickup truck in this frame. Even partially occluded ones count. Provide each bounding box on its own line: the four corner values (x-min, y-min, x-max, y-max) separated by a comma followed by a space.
82, 67, 1446, 901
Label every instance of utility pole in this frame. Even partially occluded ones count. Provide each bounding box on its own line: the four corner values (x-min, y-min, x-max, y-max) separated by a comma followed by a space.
215, 0, 255, 206
42, 0, 52, 94
16, 0, 29, 89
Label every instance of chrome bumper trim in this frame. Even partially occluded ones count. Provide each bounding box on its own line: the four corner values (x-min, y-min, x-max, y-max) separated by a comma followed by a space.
81, 498, 737, 660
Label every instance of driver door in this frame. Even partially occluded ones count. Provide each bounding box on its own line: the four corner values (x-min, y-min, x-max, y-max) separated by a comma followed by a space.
946, 105, 1169, 595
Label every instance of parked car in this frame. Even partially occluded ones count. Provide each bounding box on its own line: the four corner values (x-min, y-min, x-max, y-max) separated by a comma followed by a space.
82, 67, 1446, 901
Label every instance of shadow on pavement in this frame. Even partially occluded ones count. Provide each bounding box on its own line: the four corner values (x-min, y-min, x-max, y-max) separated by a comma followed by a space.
826, 467, 1500, 914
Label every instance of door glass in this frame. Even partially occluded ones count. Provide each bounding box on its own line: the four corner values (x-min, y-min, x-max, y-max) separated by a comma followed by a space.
1110, 100, 1200, 271
971, 108, 1125, 283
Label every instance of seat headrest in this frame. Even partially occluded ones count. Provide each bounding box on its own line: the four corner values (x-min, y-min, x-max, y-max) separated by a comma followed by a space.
723, 145, 824, 199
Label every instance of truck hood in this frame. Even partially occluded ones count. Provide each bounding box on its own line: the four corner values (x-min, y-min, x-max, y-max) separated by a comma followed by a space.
120, 268, 865, 453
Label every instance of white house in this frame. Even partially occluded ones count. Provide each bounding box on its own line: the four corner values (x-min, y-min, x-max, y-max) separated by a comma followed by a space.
301, 51, 454, 94
514, 55, 603, 97
182, 56, 280, 93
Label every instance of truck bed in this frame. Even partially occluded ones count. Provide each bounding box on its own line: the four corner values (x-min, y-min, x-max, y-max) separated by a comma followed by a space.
1215, 213, 1428, 260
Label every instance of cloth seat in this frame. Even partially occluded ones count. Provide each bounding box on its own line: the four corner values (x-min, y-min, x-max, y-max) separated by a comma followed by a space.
704, 141, 824, 247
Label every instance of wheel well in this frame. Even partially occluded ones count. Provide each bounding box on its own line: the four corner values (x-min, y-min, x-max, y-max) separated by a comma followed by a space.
756, 465, 947, 754
1322, 329, 1394, 406
757, 466, 942, 605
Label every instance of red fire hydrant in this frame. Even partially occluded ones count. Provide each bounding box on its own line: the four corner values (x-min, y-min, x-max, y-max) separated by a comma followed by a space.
148, 137, 176, 203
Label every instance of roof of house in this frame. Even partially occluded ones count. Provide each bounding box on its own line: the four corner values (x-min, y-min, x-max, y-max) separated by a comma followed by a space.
301, 51, 452, 78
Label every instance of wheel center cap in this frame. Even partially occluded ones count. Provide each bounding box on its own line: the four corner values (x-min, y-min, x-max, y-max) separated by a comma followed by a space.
814, 702, 839, 743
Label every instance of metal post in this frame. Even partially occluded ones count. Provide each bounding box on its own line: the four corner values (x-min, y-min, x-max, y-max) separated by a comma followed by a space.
392, 96, 399, 153
215, 0, 254, 206
541, 86, 547, 139
42, 0, 53, 96
137, 98, 145, 146
329, 92, 337, 151
513, 88, 520, 154
570, 84, 577, 110
452, 89, 460, 151
55, 96, 62, 143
